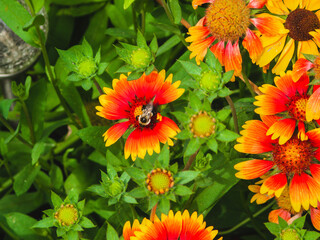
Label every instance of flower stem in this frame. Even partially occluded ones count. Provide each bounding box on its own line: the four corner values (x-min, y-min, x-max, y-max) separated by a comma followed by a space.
25, 0, 81, 129
94, 78, 103, 95
219, 200, 275, 235
183, 149, 199, 171
20, 100, 35, 144
239, 73, 262, 96
225, 96, 239, 134
150, 203, 158, 222
240, 71, 256, 97
0, 115, 32, 148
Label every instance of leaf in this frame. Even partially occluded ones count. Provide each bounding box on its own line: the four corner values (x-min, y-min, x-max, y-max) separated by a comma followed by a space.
5, 212, 38, 239
98, 62, 108, 75
107, 223, 120, 240
125, 167, 145, 180
184, 138, 201, 157
157, 35, 180, 56
158, 145, 170, 168
179, 60, 202, 79
82, 38, 93, 57
189, 92, 202, 111
136, 31, 148, 49
169, 0, 182, 24
105, 28, 136, 39
216, 129, 239, 142
175, 171, 199, 184
122, 194, 138, 204
207, 138, 218, 153
124, 0, 135, 9
0, 99, 16, 119
32, 217, 54, 228
51, 191, 63, 207
79, 217, 95, 228
31, 141, 46, 165
304, 231, 320, 240
57, 2, 105, 17
150, 34, 158, 54
206, 50, 222, 73
158, 198, 170, 214
23, 14, 45, 31
0, 0, 39, 47
221, 70, 234, 84
77, 126, 109, 154
128, 187, 148, 198
13, 163, 41, 196
49, 165, 64, 190
264, 222, 281, 236
174, 185, 193, 196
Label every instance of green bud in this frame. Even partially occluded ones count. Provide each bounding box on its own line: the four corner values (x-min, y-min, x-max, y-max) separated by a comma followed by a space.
11, 76, 31, 100
199, 70, 221, 91
130, 48, 151, 69
104, 179, 124, 197
280, 229, 301, 240
195, 153, 212, 171
77, 58, 97, 78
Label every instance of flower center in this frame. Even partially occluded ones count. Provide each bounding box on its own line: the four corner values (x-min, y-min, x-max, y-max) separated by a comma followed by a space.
131, 48, 151, 69
280, 229, 301, 240
78, 58, 96, 77
146, 169, 174, 195
54, 204, 78, 226
284, 9, 320, 41
287, 94, 308, 121
276, 186, 296, 214
273, 138, 313, 175
314, 56, 320, 80
190, 111, 216, 138
205, 0, 250, 42
128, 98, 158, 129
199, 71, 221, 91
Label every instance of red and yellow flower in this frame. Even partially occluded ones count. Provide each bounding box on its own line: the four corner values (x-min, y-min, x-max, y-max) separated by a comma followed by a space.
311, 202, 320, 231
292, 56, 320, 82
234, 115, 320, 213
96, 70, 184, 161
253, 0, 320, 74
186, 0, 264, 81
123, 210, 222, 240
254, 71, 320, 144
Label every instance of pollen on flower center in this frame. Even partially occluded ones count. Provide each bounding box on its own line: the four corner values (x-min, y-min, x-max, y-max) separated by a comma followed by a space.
276, 187, 296, 214
284, 9, 320, 41
190, 111, 216, 138
287, 94, 308, 121
273, 138, 313, 175
128, 98, 158, 129
205, 0, 250, 42
146, 168, 174, 195
54, 204, 78, 226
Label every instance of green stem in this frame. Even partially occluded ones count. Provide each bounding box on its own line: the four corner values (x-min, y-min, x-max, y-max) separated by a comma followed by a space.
219, 200, 275, 235
183, 149, 199, 171
0, 158, 14, 186
20, 100, 35, 144
225, 95, 239, 134
141, 9, 146, 35
132, 5, 138, 32
93, 78, 103, 95
0, 115, 32, 148
25, 0, 81, 129
241, 71, 256, 98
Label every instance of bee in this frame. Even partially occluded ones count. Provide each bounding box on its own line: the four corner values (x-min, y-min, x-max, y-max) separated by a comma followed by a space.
138, 96, 156, 126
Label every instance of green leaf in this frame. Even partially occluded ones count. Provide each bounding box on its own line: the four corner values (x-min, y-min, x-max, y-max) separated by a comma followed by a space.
174, 185, 193, 196
278, 216, 288, 228
292, 214, 306, 228
82, 38, 93, 57
98, 62, 108, 75
32, 217, 54, 228
158, 145, 170, 168
122, 194, 138, 204
124, 0, 135, 9
207, 138, 218, 153
13, 163, 41, 196
87, 184, 107, 197
125, 167, 145, 180
128, 187, 148, 198
57, 2, 105, 17
184, 138, 201, 157
217, 108, 231, 121
221, 70, 234, 84
206, 50, 222, 73
5, 212, 38, 238
303, 53, 317, 62
31, 0, 44, 13
216, 129, 239, 142
23, 14, 45, 31
79, 217, 95, 228
158, 198, 170, 214
77, 126, 109, 154
105, 28, 136, 39
169, 0, 182, 24
136, 31, 148, 48
189, 92, 202, 112
264, 222, 281, 236
150, 34, 158, 54
179, 60, 202, 79
157, 35, 180, 56
176, 129, 191, 140
0, 99, 15, 119
51, 191, 63, 207
66, 230, 78, 240
31, 141, 46, 165
304, 231, 320, 240
0, 0, 39, 47
175, 171, 199, 184
49, 165, 64, 190
67, 72, 83, 82
127, 71, 143, 81
107, 223, 120, 240
171, 112, 190, 124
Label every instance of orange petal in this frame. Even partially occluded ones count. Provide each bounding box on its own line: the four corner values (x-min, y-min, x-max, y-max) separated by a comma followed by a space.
268, 209, 291, 223
306, 87, 320, 122
123, 220, 143, 240
103, 121, 131, 147
247, 0, 267, 8
224, 41, 242, 77
234, 160, 274, 180
251, 14, 288, 37
266, 118, 296, 145
188, 36, 216, 65
192, 0, 212, 9
260, 173, 287, 198
210, 41, 225, 66
272, 38, 295, 74
265, 0, 289, 15
290, 173, 313, 212
242, 28, 263, 63
297, 121, 308, 141
311, 207, 320, 231
307, 128, 320, 148
292, 58, 314, 82
310, 164, 320, 183
260, 115, 282, 128
297, 40, 319, 59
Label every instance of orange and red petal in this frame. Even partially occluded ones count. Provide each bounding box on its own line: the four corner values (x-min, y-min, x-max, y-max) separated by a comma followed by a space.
210, 41, 225, 66
306, 128, 320, 148
292, 58, 314, 82
161, 211, 182, 239
103, 121, 131, 147
260, 115, 282, 128
274, 72, 309, 98
268, 209, 291, 224
297, 121, 308, 141
192, 0, 212, 9
266, 118, 296, 145
123, 219, 143, 240
254, 85, 288, 115
289, 173, 320, 212
260, 173, 287, 198
234, 160, 274, 180
235, 120, 274, 154
311, 207, 320, 231
306, 86, 320, 122
224, 40, 242, 77
247, 0, 267, 9
242, 28, 263, 63
250, 14, 288, 37
188, 36, 216, 65
310, 164, 320, 183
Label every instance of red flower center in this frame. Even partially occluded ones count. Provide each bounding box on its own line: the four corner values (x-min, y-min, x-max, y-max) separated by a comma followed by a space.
205, 0, 250, 42
273, 138, 314, 175
284, 9, 320, 41
128, 97, 158, 129
287, 94, 309, 121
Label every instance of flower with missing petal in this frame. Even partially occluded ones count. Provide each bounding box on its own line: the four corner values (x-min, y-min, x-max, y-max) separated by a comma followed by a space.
234, 115, 320, 213
96, 70, 184, 161
254, 0, 320, 74
123, 210, 222, 240
186, 0, 264, 81
254, 71, 320, 144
